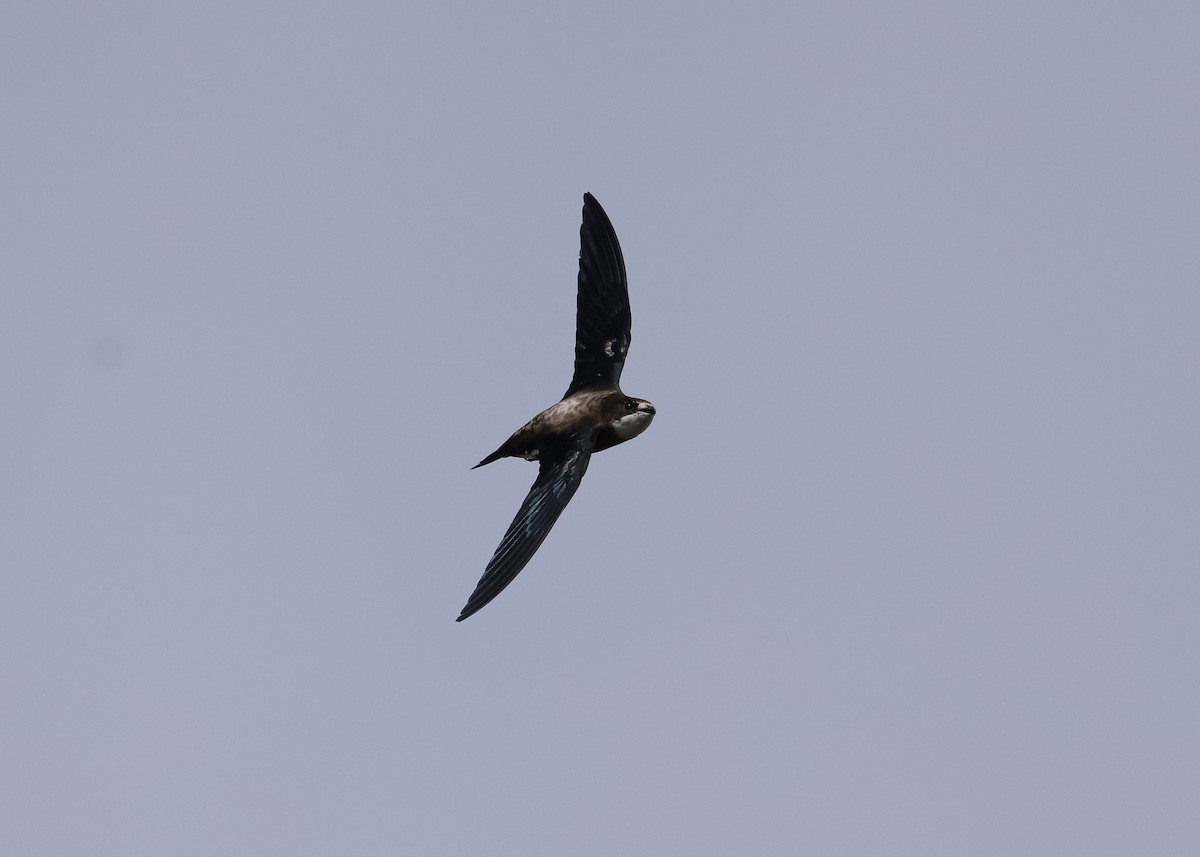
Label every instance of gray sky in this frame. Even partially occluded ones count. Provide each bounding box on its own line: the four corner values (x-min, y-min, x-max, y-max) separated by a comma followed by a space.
3, 2, 1198, 854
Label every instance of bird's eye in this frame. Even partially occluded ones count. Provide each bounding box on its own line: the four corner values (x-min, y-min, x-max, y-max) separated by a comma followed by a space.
625, 399, 637, 411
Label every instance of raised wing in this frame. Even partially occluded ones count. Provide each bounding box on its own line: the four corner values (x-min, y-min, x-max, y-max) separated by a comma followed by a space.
564, 193, 631, 397
456, 430, 597, 621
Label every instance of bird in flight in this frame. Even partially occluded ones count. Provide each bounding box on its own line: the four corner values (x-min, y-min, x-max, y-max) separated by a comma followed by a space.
457, 193, 656, 621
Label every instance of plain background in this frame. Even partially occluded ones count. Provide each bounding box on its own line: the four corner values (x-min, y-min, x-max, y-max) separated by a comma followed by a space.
3, 2, 1198, 854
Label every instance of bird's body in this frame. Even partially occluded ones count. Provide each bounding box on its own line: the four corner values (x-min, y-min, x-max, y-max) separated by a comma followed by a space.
457, 194, 655, 621
473, 389, 655, 468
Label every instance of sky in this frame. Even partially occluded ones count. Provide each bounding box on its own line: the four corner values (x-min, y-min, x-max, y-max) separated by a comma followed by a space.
3, 2, 1199, 855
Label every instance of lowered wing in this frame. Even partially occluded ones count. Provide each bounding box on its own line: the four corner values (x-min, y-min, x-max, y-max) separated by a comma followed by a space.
457, 429, 598, 621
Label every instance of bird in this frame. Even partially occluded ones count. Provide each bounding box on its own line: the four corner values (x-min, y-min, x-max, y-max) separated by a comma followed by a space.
456, 193, 656, 621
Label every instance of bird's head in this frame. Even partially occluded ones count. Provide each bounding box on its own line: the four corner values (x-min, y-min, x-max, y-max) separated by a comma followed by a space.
604, 394, 656, 442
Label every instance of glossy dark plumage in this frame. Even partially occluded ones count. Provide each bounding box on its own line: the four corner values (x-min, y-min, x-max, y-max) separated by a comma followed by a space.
456, 431, 595, 621
457, 193, 655, 622
567, 194, 631, 396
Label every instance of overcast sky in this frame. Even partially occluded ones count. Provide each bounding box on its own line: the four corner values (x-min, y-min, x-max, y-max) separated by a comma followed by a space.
3, 2, 1199, 855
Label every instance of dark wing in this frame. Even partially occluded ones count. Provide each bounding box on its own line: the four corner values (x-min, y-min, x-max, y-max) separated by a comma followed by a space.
456, 430, 597, 621
564, 193, 631, 398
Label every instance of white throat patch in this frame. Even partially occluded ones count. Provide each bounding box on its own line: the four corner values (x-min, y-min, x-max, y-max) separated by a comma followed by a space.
611, 409, 654, 441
